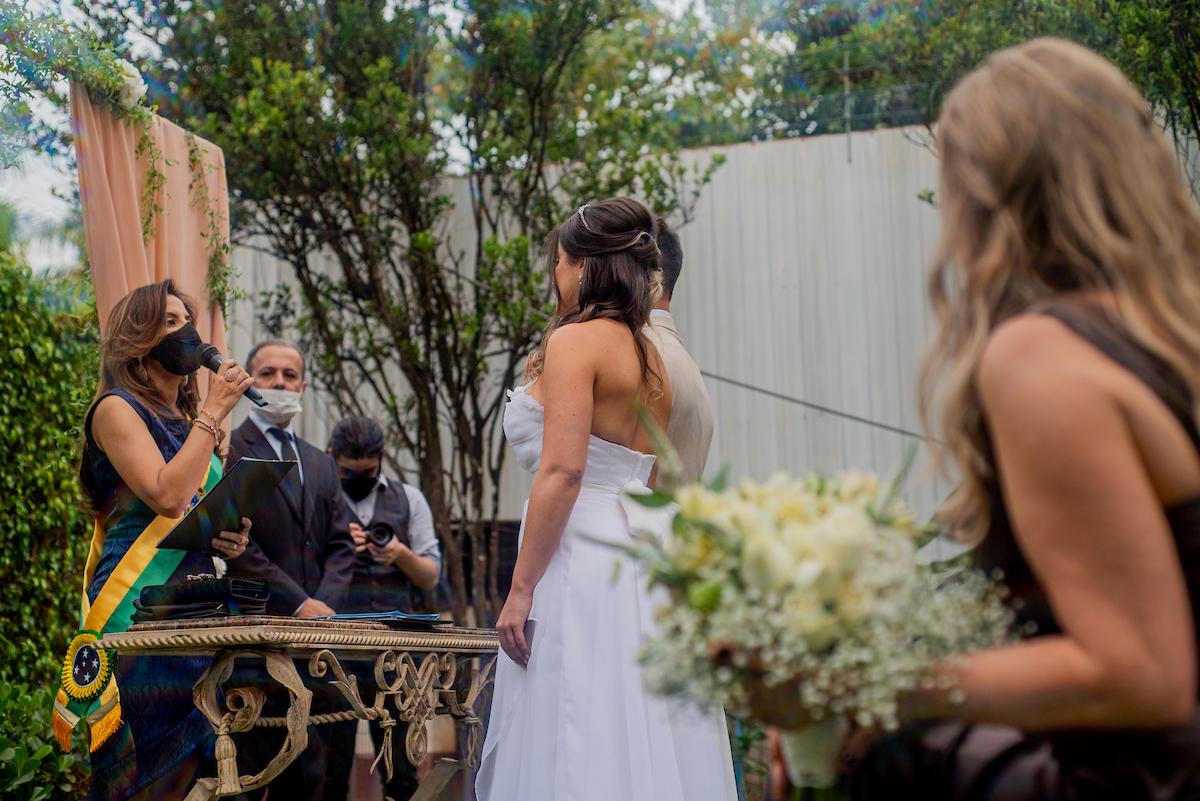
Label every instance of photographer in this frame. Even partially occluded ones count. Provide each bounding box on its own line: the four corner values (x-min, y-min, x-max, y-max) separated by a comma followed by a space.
323, 415, 441, 801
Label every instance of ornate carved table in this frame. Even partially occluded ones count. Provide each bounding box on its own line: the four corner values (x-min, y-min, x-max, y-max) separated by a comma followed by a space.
97, 616, 498, 801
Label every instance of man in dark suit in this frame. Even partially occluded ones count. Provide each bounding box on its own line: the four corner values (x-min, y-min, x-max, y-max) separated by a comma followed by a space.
225, 339, 356, 800
227, 339, 355, 616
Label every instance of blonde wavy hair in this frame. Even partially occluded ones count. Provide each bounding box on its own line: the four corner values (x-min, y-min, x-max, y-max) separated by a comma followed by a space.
921, 38, 1200, 542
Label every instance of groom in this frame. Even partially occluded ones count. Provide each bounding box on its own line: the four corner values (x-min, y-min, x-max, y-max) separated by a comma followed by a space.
648, 219, 715, 482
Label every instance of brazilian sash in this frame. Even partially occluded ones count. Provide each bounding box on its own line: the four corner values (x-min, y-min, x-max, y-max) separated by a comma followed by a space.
53, 453, 222, 753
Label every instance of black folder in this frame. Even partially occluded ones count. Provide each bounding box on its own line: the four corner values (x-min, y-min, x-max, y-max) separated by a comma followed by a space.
157, 458, 296, 552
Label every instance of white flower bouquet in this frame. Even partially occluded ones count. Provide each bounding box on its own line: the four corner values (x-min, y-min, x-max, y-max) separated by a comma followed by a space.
619, 457, 1016, 789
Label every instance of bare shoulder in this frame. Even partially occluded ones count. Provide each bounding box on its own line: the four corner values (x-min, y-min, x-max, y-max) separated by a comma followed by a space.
91, 393, 142, 429
90, 394, 146, 450
978, 315, 1111, 422
545, 319, 628, 358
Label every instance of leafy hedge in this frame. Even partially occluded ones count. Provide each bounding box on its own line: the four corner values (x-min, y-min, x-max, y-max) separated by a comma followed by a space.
0, 684, 88, 800
0, 253, 98, 799
0, 253, 98, 685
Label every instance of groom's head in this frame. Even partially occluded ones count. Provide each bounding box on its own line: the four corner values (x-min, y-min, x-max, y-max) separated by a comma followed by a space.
655, 217, 683, 310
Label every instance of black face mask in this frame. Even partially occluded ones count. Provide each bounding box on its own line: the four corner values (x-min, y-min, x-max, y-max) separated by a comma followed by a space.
341, 470, 380, 502
147, 322, 203, 376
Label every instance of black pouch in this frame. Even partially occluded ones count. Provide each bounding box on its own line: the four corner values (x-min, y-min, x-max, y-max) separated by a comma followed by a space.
134, 577, 270, 621
131, 599, 230, 622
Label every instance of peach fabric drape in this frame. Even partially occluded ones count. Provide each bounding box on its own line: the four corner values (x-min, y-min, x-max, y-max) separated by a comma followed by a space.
70, 82, 230, 358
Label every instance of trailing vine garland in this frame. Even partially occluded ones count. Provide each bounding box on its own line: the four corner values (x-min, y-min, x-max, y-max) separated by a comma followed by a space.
134, 125, 169, 242
1, 2, 232, 310
186, 132, 239, 315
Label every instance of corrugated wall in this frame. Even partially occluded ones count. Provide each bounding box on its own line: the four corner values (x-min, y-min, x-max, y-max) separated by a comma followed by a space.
671, 129, 951, 520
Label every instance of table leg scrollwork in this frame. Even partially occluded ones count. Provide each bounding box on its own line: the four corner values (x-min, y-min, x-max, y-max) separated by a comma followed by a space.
97, 620, 498, 801
303, 650, 498, 776
439, 655, 496, 767
306, 649, 398, 779
387, 651, 456, 767
306, 649, 457, 772
183, 646, 497, 799
186, 649, 312, 801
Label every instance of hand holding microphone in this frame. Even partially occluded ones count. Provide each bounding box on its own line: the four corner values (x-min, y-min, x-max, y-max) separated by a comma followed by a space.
192, 342, 272, 440
198, 344, 268, 409
201, 359, 255, 422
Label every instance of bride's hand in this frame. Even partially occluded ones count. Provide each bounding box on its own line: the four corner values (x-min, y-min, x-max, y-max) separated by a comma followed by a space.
497, 588, 534, 667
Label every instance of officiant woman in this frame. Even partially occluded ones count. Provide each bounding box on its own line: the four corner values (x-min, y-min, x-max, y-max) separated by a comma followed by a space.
63, 280, 255, 801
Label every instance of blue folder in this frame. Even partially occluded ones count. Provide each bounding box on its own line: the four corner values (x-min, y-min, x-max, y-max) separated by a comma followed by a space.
314, 610, 444, 627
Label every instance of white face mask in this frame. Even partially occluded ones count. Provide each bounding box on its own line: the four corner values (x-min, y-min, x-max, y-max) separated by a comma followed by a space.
256, 388, 303, 426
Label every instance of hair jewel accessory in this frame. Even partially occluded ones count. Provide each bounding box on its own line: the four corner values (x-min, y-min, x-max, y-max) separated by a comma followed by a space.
577, 204, 594, 233
620, 230, 651, 251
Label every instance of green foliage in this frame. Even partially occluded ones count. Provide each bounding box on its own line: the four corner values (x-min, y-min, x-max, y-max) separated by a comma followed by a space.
1103, 0, 1200, 178
677, 0, 1197, 157
3, 1, 232, 278
0, 0, 159, 171
0, 204, 16, 253
1107, 1, 1181, 109
749, 0, 1111, 138
185, 132, 239, 316
732, 0, 1195, 150
0, 683, 89, 801
0, 253, 98, 684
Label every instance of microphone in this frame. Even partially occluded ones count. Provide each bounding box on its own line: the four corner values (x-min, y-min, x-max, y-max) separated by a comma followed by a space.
198, 343, 268, 407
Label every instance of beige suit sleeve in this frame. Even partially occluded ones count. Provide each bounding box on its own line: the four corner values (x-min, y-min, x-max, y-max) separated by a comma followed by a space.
646, 322, 715, 483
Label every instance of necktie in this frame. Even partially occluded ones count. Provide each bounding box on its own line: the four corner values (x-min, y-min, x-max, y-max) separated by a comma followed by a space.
268, 427, 303, 510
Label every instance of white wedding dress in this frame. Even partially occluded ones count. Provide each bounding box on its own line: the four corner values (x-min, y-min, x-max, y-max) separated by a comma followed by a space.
476, 383, 738, 801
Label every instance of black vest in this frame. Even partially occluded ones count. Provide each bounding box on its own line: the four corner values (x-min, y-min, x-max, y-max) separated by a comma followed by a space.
342, 481, 422, 613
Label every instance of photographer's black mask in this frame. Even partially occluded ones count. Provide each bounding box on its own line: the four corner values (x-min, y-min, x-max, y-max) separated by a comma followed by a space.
147, 322, 203, 376
341, 469, 380, 502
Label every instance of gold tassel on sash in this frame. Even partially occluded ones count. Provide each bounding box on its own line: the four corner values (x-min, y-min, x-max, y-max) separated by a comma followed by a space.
52, 692, 79, 752
86, 682, 123, 753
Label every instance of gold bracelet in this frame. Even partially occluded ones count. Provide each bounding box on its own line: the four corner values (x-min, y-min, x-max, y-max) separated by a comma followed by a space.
197, 408, 220, 429
191, 418, 218, 441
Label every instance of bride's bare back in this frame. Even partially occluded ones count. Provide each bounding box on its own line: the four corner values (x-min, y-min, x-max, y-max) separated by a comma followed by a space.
528, 317, 671, 456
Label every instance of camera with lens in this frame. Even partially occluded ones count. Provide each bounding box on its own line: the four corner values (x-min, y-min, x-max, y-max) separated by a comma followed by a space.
368, 521, 395, 548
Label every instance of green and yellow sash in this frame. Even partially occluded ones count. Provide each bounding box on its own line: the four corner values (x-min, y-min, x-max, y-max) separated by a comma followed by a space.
53, 454, 222, 753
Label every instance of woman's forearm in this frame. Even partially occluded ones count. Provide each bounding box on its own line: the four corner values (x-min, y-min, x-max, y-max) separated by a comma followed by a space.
152, 428, 219, 515
903, 635, 1193, 730
509, 467, 582, 594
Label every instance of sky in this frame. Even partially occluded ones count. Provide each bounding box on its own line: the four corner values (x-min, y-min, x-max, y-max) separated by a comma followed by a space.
3, 0, 78, 268
1, 133, 77, 271
0, 154, 76, 269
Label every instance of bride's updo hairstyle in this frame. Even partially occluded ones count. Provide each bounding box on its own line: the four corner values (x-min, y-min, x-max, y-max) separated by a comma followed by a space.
527, 196, 665, 392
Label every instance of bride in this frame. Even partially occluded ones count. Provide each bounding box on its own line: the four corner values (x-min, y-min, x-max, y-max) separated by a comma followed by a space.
476, 197, 737, 800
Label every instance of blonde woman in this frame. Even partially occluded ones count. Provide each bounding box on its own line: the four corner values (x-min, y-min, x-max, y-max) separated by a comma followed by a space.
760, 39, 1200, 799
